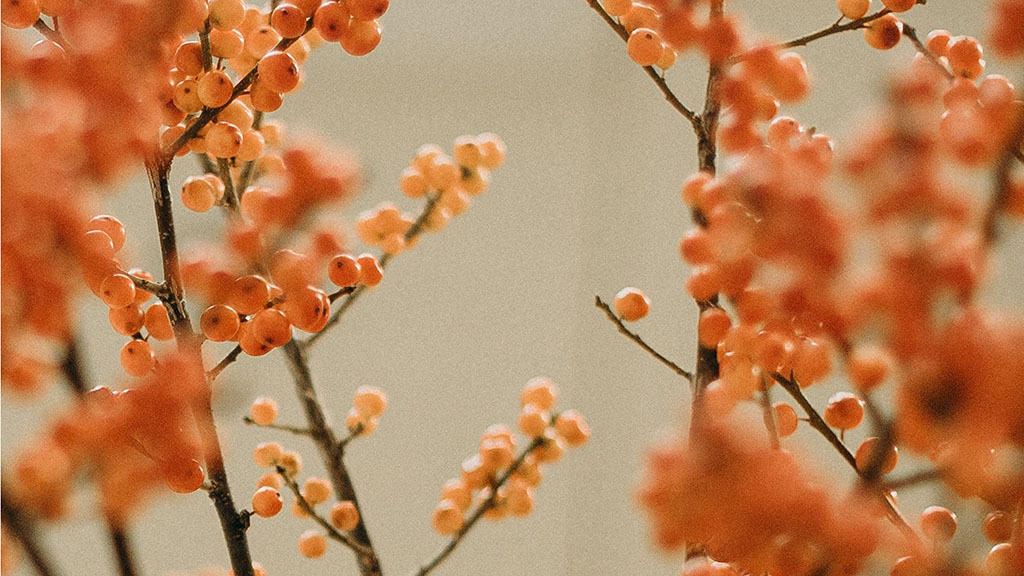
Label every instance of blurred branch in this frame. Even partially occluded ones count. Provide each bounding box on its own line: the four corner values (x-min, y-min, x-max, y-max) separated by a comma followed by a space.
1, 484, 61, 576
594, 296, 693, 382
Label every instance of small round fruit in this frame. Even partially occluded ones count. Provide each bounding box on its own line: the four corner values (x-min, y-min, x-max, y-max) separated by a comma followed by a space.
627, 28, 663, 67
297, 530, 327, 559
250, 397, 279, 426
329, 500, 360, 531
251, 486, 283, 518
613, 287, 650, 321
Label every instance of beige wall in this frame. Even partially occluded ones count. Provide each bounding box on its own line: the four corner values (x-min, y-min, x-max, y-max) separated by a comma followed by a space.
4, 2, 1019, 575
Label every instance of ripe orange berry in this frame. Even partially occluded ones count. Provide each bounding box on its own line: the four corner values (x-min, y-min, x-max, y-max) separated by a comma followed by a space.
920, 506, 957, 543
432, 500, 464, 535
100, 274, 137, 308
256, 471, 283, 490
208, 0, 245, 30
314, 1, 349, 41
237, 129, 265, 162
297, 530, 327, 559
109, 304, 145, 336
613, 287, 650, 321
773, 402, 799, 437
621, 2, 659, 32
602, 0, 631, 17
554, 410, 590, 447
533, 433, 565, 464
439, 478, 472, 511
328, 254, 361, 287
357, 254, 383, 287
120, 339, 155, 377
278, 451, 302, 478
426, 154, 461, 190
210, 28, 245, 59
144, 302, 175, 341
230, 274, 272, 316
249, 79, 284, 112
698, 308, 732, 348
340, 18, 382, 56
517, 404, 549, 437
345, 408, 378, 436
163, 459, 206, 493
251, 486, 283, 518
855, 437, 899, 475
174, 41, 204, 76
476, 133, 506, 169
823, 392, 865, 430
250, 308, 292, 348
947, 36, 984, 78
206, 122, 244, 158
926, 29, 951, 56
836, 0, 870, 19
281, 286, 330, 332
181, 175, 218, 212
258, 51, 301, 93
329, 501, 360, 531
353, 386, 387, 418
349, 0, 387, 20
985, 543, 1014, 576
627, 28, 663, 67
302, 477, 332, 505
173, 79, 203, 113
197, 70, 234, 109
847, 345, 890, 392
2, 0, 41, 28
863, 13, 902, 50
250, 396, 279, 426
201, 304, 241, 341
252, 442, 284, 468
881, 0, 915, 12
983, 510, 1013, 543
87, 215, 126, 253
271, 2, 307, 38
521, 377, 557, 410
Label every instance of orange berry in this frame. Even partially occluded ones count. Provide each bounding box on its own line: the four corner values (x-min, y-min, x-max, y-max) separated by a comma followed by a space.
517, 404, 549, 438
353, 386, 387, 418
521, 376, 557, 409
533, 432, 565, 464
252, 442, 284, 468
144, 302, 175, 341
479, 438, 514, 470
172, 80, 201, 114
505, 479, 534, 517
340, 18, 382, 56
357, 254, 383, 287
328, 254, 361, 287
246, 26, 282, 59
208, 0, 245, 30
2, 0, 41, 29
349, 0, 387, 20
329, 501, 360, 531
302, 477, 332, 505
697, 308, 732, 348
197, 70, 234, 108
251, 486, 283, 518
773, 402, 799, 437
791, 338, 832, 386
439, 478, 472, 511
109, 304, 145, 336
230, 274, 272, 316
201, 304, 241, 341
855, 437, 899, 475
847, 345, 890, 392
163, 459, 205, 494
881, 0, 915, 12
174, 41, 204, 76
836, 0, 870, 19
947, 36, 983, 78
926, 29, 951, 56
986, 543, 1014, 576
120, 339, 155, 377
181, 175, 218, 212
237, 129, 265, 162
249, 79, 284, 112
621, 2, 659, 32
256, 471, 282, 490
554, 410, 590, 447
99, 274, 137, 308
206, 122, 244, 158
627, 28, 663, 67
432, 500, 464, 535
257, 51, 300, 93
250, 308, 292, 348
271, 2, 307, 38
863, 13, 902, 50
823, 392, 865, 430
250, 397, 279, 426
297, 530, 327, 559
87, 215, 126, 253
602, 0, 631, 17
476, 133, 506, 169
920, 506, 957, 542
278, 451, 302, 478
399, 167, 429, 197
281, 286, 330, 332
210, 28, 246, 59
983, 510, 1013, 543
314, 1, 349, 42
613, 287, 650, 321
426, 154, 460, 191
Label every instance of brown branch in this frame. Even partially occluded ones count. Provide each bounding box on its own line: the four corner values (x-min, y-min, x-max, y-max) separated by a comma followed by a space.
593, 295, 693, 382
108, 524, 139, 576
412, 438, 545, 576
983, 93, 1024, 246
208, 344, 244, 380
242, 416, 312, 437
282, 341, 381, 576
901, 22, 953, 79
275, 467, 373, 555
881, 468, 943, 490
32, 18, 67, 48
216, 157, 241, 215
145, 158, 255, 576
1, 484, 60, 576
583, 0, 702, 130
767, 8, 892, 53
758, 374, 780, 450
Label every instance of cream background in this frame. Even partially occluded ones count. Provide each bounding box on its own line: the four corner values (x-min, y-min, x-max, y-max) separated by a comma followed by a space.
3, 1, 1021, 575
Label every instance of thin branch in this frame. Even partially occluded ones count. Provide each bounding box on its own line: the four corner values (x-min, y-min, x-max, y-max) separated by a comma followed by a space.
275, 467, 372, 555
207, 344, 244, 380
412, 438, 545, 576
881, 468, 944, 491
242, 417, 312, 437
282, 341, 381, 576
766, 9, 892, 53
198, 22, 213, 73
593, 295, 693, 382
1, 484, 61, 576
108, 524, 139, 576
124, 272, 169, 300
757, 374, 780, 450
770, 372, 923, 549
32, 18, 67, 48
983, 90, 1024, 246
583, 0, 702, 130
901, 22, 953, 79
216, 157, 241, 214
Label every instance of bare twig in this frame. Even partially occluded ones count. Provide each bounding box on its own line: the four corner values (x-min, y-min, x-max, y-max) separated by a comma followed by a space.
208, 344, 244, 380
593, 296, 693, 382
1, 484, 61, 576
901, 22, 953, 79
412, 438, 545, 576
242, 417, 312, 437
765, 9, 892, 53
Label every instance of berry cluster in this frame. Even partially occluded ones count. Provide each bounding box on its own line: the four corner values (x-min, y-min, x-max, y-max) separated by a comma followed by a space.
431, 378, 589, 535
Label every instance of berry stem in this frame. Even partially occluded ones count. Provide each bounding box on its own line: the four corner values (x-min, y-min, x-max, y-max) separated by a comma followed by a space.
1, 483, 61, 576
582, 0, 702, 129
241, 416, 312, 437
145, 158, 255, 576
755, 8, 893, 55
274, 466, 372, 554
412, 438, 545, 576
281, 340, 382, 576
593, 295, 693, 382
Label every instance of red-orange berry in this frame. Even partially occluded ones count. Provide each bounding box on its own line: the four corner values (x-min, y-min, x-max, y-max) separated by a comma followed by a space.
357, 254, 383, 287
627, 28, 663, 67
613, 287, 650, 321
252, 442, 284, 468
920, 506, 957, 543
197, 70, 234, 108
250, 308, 292, 348
120, 339, 155, 377
230, 275, 272, 316
314, 1, 349, 41
477, 133, 506, 169
250, 397, 279, 426
517, 404, 549, 438
864, 13, 902, 50
353, 386, 387, 418
521, 377, 557, 409
206, 122, 244, 158
847, 345, 890, 392
855, 437, 899, 475
208, 0, 245, 30
181, 175, 218, 212
87, 215, 126, 252
554, 410, 590, 447
258, 51, 301, 93
328, 254, 361, 287
302, 477, 332, 505
108, 304, 145, 336
281, 287, 330, 332
432, 500, 464, 535
349, 0, 387, 20
983, 510, 1013, 543
2, 0, 41, 28
823, 392, 865, 430
210, 28, 245, 59
882, 0, 915, 12
773, 402, 799, 437
251, 486, 283, 518
329, 501, 360, 531
697, 308, 732, 348
201, 304, 241, 341
271, 2, 307, 38
297, 530, 327, 559
836, 0, 870, 19
144, 303, 175, 341
340, 18, 382, 56
163, 459, 205, 494
99, 274, 137, 309
278, 451, 302, 478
